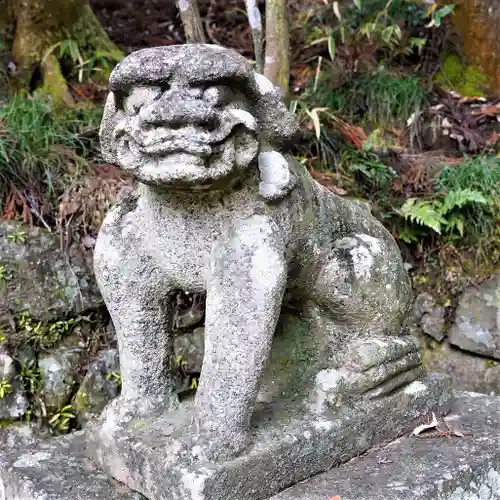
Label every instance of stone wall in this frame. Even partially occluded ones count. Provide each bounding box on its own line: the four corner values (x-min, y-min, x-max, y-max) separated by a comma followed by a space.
412, 274, 500, 395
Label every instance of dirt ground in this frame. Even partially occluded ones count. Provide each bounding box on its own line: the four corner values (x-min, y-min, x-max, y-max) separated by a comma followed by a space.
90, 0, 256, 56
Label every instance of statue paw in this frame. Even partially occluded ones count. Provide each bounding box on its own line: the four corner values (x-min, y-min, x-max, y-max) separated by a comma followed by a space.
314, 336, 424, 411
191, 427, 250, 463
339, 335, 420, 373
99, 393, 179, 428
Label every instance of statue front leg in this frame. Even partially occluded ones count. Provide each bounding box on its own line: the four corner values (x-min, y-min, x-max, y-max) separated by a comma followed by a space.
94, 238, 178, 422
192, 216, 287, 461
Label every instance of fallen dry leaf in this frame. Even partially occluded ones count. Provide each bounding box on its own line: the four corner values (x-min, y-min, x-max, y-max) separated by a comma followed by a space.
412, 412, 438, 436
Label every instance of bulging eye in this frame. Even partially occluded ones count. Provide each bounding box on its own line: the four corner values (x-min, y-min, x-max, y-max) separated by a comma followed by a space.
203, 86, 230, 106
124, 86, 162, 115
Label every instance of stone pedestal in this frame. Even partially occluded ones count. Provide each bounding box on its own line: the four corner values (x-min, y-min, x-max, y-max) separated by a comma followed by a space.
86, 373, 451, 500
4, 393, 500, 500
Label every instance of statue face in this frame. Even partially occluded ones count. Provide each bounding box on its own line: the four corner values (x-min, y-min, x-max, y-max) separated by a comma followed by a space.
110, 79, 260, 188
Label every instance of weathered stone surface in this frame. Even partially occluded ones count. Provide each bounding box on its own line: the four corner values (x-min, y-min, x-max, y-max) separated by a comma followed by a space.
39, 347, 84, 413
0, 424, 49, 452
419, 331, 500, 396
0, 431, 145, 500
93, 43, 419, 472
74, 348, 121, 426
271, 393, 500, 500
87, 373, 451, 500
0, 346, 29, 420
448, 274, 500, 358
0, 221, 103, 322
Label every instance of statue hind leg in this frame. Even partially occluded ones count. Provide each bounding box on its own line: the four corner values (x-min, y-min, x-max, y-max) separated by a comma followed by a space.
309, 232, 423, 408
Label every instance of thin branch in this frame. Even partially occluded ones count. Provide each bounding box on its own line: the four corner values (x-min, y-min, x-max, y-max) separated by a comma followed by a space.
177, 0, 206, 44
244, 0, 263, 73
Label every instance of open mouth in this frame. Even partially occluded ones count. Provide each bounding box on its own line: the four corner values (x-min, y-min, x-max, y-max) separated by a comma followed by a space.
122, 125, 240, 161
116, 107, 257, 165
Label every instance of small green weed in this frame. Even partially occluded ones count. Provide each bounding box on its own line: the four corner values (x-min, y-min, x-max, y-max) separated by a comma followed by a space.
435, 156, 500, 196
49, 404, 75, 433
7, 230, 27, 244
15, 313, 77, 350
18, 360, 42, 396
341, 147, 396, 193
436, 156, 500, 238
312, 70, 427, 130
0, 378, 12, 399
105, 371, 122, 385
44, 39, 122, 83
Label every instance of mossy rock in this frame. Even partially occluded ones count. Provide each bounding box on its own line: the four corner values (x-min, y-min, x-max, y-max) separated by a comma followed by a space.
435, 54, 490, 97
0, 221, 103, 324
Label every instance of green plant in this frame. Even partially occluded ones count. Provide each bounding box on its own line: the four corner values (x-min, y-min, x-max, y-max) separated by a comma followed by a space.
307, 0, 454, 61
48, 404, 75, 432
0, 378, 12, 399
105, 371, 122, 384
289, 97, 343, 168
0, 93, 102, 219
44, 39, 122, 83
18, 360, 42, 396
435, 156, 500, 196
7, 230, 27, 244
15, 313, 77, 350
341, 147, 396, 192
396, 188, 489, 242
434, 156, 500, 237
0, 264, 6, 282
312, 70, 427, 130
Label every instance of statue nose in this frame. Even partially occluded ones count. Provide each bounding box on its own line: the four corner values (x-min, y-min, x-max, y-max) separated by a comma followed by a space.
139, 98, 219, 130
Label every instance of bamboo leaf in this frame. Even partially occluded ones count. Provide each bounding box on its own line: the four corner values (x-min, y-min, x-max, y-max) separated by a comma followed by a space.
328, 36, 336, 60
333, 1, 342, 21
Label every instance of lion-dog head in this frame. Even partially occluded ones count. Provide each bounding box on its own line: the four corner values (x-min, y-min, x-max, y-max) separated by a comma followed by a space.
100, 44, 300, 199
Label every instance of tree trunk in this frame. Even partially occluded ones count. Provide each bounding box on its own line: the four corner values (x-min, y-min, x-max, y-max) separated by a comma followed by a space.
177, 0, 206, 44
263, 0, 290, 101
454, 0, 500, 95
10, 0, 123, 106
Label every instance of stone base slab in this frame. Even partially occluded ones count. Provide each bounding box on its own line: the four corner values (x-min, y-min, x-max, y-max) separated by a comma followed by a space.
86, 373, 451, 500
271, 391, 500, 500
0, 431, 144, 500
3, 391, 500, 500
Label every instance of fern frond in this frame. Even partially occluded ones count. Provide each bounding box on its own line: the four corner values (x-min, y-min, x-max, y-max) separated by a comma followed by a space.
439, 189, 489, 215
396, 198, 446, 234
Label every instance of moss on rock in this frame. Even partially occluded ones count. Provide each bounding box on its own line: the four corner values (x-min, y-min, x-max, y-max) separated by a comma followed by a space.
435, 54, 490, 97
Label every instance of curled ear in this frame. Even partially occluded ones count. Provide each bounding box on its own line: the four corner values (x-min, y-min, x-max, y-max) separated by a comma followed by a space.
99, 92, 122, 165
258, 150, 297, 201
249, 72, 299, 149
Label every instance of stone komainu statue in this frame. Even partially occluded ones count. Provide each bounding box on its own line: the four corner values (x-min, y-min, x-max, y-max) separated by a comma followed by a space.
94, 44, 419, 461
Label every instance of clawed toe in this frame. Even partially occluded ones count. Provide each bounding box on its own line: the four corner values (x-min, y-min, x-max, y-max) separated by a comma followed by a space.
314, 336, 424, 411
338, 335, 420, 373
191, 428, 250, 462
